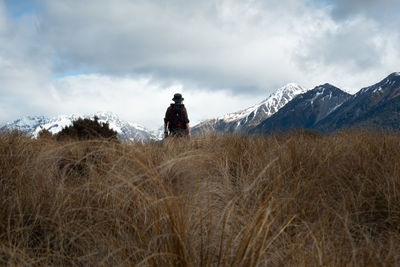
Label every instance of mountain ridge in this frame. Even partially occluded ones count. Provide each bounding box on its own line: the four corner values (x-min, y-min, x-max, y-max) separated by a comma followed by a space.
3, 72, 400, 139
192, 83, 309, 134
196, 72, 400, 135
251, 83, 352, 134
0, 112, 158, 142
315, 72, 400, 132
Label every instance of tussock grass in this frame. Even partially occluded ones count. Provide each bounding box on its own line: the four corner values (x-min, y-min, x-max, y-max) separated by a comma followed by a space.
0, 130, 400, 266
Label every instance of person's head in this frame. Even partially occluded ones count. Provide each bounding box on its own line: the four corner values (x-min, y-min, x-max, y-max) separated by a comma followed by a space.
172, 93, 184, 104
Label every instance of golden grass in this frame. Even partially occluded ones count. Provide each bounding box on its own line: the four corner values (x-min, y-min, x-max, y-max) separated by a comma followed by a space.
0, 130, 400, 266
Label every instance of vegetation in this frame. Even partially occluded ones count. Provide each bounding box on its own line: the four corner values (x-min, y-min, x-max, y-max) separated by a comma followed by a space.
37, 116, 118, 141
0, 130, 399, 266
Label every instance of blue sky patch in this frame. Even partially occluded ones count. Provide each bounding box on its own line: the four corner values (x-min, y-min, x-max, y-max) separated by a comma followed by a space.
4, 0, 40, 18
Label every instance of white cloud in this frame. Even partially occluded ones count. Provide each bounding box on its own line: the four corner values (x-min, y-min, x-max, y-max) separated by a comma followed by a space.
0, 0, 399, 127
38, 0, 330, 92
0, 0, 54, 122
48, 74, 259, 130
36, 0, 399, 94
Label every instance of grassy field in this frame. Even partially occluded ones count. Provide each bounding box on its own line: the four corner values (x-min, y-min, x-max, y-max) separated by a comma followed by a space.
0, 130, 399, 266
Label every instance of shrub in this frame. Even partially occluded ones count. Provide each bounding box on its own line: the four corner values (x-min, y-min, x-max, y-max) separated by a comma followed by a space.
37, 128, 53, 139
55, 116, 118, 141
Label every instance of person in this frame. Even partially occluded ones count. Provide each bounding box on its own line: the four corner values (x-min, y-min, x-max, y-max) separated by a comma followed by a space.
164, 93, 191, 139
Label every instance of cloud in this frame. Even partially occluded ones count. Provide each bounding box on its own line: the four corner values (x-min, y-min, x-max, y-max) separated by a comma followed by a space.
37, 0, 328, 93
0, 0, 55, 122
297, 17, 382, 69
46, 74, 258, 129
1, 0, 399, 128
0, 0, 260, 130
328, 0, 400, 21
36, 0, 399, 95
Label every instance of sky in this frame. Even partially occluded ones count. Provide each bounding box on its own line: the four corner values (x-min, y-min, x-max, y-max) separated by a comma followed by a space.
0, 0, 399, 130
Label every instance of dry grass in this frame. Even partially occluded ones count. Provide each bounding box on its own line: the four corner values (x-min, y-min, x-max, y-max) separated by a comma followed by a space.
0, 130, 400, 266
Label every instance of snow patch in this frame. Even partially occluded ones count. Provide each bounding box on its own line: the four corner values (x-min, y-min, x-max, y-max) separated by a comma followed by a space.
327, 102, 344, 115
219, 83, 309, 123
310, 91, 324, 106
3, 112, 157, 142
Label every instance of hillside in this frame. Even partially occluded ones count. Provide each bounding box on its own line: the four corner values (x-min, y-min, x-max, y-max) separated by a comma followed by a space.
194, 72, 400, 135
251, 83, 351, 134
192, 83, 308, 134
315, 72, 400, 132
1, 131, 399, 266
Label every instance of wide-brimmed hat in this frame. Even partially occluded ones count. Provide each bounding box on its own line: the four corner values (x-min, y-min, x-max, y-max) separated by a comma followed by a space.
172, 93, 184, 102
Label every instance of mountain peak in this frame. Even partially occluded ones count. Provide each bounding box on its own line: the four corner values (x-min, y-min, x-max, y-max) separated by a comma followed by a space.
219, 83, 308, 123
251, 82, 351, 134
1, 112, 157, 142
272, 83, 307, 96
356, 72, 400, 96
192, 83, 309, 134
313, 83, 344, 94
91, 111, 120, 120
322, 83, 333, 87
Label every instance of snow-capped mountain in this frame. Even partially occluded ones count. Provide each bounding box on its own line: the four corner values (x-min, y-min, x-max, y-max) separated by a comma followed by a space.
315, 72, 400, 132
250, 72, 400, 134
150, 126, 165, 140
2, 116, 48, 134
1, 112, 158, 142
192, 83, 309, 134
251, 83, 352, 134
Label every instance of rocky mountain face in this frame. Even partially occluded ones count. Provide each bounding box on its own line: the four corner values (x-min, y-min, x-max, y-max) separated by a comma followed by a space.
250, 84, 352, 134
315, 72, 400, 132
198, 72, 400, 135
0, 112, 157, 142
192, 83, 308, 134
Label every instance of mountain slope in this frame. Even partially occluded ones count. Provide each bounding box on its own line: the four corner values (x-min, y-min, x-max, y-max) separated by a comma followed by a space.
251, 84, 352, 134
1, 112, 157, 142
315, 72, 400, 132
192, 83, 308, 134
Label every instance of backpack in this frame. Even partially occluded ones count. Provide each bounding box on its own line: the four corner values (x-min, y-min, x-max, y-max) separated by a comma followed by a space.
167, 104, 187, 131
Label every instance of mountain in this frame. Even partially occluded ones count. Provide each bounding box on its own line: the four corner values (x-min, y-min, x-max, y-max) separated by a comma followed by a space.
251, 83, 352, 134
1, 116, 48, 134
0, 112, 158, 142
192, 83, 308, 134
3, 73, 399, 140
315, 72, 400, 132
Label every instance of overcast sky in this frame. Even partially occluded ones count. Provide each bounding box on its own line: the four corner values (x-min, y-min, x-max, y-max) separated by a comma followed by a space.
1, 0, 399, 130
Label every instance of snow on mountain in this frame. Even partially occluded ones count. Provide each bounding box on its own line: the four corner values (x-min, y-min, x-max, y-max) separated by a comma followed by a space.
150, 126, 165, 140
31, 114, 82, 136
356, 72, 400, 97
3, 116, 48, 134
315, 72, 400, 132
252, 83, 352, 134
1, 112, 158, 142
192, 83, 309, 134
222, 83, 308, 122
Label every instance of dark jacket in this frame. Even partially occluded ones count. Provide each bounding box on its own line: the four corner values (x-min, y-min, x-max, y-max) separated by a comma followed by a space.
164, 103, 189, 133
